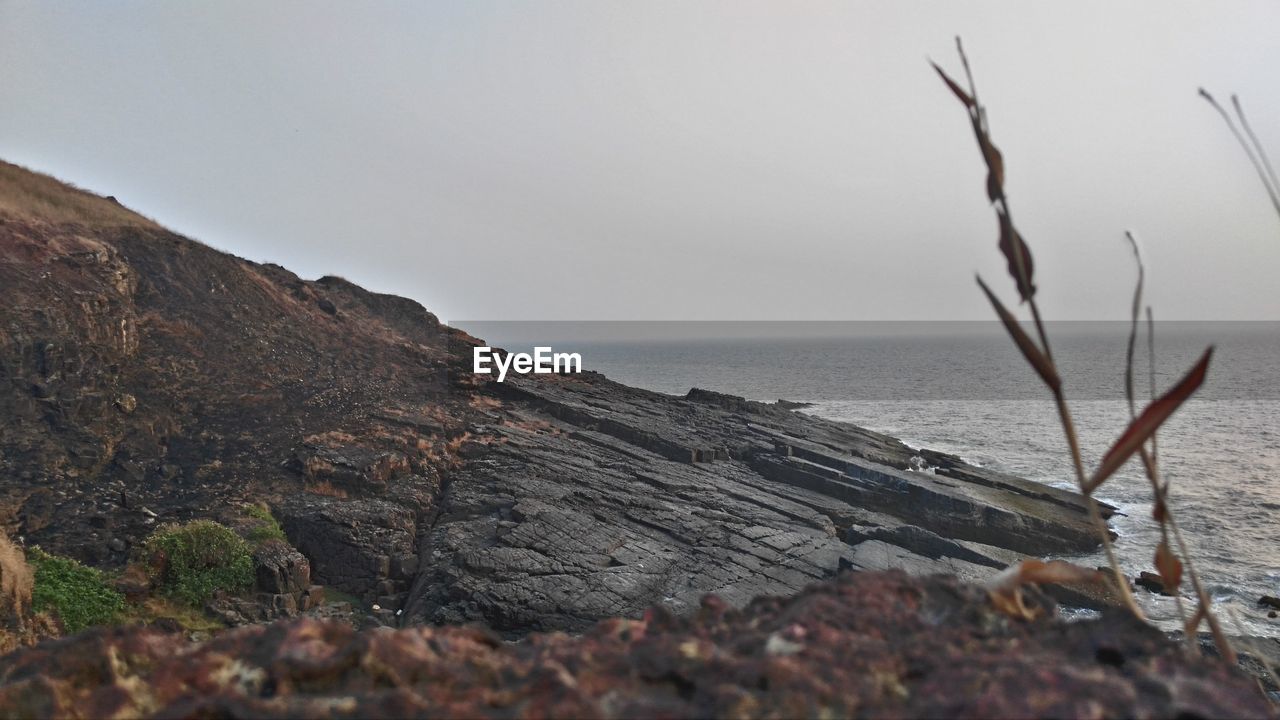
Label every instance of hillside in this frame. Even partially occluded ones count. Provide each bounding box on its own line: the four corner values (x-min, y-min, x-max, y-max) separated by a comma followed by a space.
0, 161, 475, 584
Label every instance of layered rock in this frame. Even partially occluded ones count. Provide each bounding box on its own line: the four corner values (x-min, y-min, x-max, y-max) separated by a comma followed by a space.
402, 373, 1116, 633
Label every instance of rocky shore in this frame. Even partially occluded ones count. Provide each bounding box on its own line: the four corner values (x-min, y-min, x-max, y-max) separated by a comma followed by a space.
0, 161, 1115, 632
402, 374, 1119, 634
0, 162, 1273, 715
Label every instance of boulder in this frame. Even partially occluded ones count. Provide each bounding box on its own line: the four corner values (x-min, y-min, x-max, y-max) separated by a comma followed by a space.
300, 585, 325, 611
276, 495, 415, 600
1136, 571, 1174, 596
252, 539, 310, 596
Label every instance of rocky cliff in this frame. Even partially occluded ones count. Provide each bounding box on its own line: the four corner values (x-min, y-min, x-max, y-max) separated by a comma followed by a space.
1, 161, 1269, 716
0, 160, 1117, 630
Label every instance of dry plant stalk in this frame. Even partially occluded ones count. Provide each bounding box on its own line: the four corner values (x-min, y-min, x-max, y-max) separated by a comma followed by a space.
1199, 89, 1280, 221
933, 38, 1235, 662
1122, 236, 1234, 661
0, 533, 34, 622
932, 37, 1141, 617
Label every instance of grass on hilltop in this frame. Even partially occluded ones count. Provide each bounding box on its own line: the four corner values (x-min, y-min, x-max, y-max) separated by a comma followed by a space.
0, 160, 160, 228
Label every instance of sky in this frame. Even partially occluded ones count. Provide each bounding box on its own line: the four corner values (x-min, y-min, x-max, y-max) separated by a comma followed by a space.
2, 1, 1277, 322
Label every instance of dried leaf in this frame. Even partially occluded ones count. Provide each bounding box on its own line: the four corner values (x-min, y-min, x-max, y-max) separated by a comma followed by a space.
1086, 348, 1213, 493
931, 62, 975, 108
1152, 496, 1168, 523
986, 559, 1102, 620
1016, 559, 1103, 586
1155, 541, 1184, 592
997, 212, 1035, 302
977, 276, 1059, 393
981, 136, 1005, 202
988, 586, 1037, 620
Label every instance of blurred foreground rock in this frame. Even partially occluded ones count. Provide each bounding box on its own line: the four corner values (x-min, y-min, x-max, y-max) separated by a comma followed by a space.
0, 571, 1271, 719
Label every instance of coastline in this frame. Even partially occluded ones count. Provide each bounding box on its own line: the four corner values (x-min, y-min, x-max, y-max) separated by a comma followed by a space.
0, 167, 1273, 713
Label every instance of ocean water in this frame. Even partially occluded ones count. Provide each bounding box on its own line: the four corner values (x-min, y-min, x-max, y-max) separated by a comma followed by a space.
483, 321, 1280, 637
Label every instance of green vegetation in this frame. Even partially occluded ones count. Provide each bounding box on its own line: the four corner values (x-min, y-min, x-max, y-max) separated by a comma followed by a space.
142, 520, 253, 607
244, 503, 287, 545
27, 547, 125, 633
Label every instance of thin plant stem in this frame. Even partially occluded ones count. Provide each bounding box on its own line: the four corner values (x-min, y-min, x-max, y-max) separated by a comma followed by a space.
1201, 89, 1280, 218
1166, 506, 1236, 663
1232, 95, 1280, 199
1146, 307, 1158, 464
949, 38, 1144, 617
1054, 396, 1144, 617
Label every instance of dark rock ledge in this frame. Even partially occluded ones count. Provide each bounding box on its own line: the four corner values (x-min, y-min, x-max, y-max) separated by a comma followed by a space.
0, 571, 1269, 718
400, 376, 1120, 634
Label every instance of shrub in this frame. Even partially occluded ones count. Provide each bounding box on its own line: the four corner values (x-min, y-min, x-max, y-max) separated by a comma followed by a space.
27, 547, 124, 633
244, 504, 287, 545
142, 520, 253, 606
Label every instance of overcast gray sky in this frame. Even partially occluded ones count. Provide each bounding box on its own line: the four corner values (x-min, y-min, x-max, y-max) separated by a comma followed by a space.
2, 1, 1277, 321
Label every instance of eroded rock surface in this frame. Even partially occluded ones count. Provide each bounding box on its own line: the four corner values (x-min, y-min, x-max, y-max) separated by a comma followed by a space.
403, 375, 1116, 633
0, 571, 1270, 719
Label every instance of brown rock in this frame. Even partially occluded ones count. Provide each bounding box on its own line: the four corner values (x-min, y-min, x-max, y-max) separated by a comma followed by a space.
0, 572, 1269, 719
1136, 571, 1174, 596
112, 565, 151, 602
300, 585, 325, 611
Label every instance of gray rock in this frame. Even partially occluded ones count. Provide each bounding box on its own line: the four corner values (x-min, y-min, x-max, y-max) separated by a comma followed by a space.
277, 495, 414, 598
252, 538, 311, 595
401, 373, 1113, 635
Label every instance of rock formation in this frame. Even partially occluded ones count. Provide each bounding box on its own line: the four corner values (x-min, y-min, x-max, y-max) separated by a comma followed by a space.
1, 161, 1270, 716
0, 160, 1116, 633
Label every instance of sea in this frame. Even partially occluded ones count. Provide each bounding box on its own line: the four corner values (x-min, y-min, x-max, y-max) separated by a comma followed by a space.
463, 321, 1280, 637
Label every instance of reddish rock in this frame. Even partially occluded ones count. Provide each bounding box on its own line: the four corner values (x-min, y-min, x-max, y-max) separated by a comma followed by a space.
111, 565, 151, 602
0, 571, 1270, 719
301, 585, 326, 611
